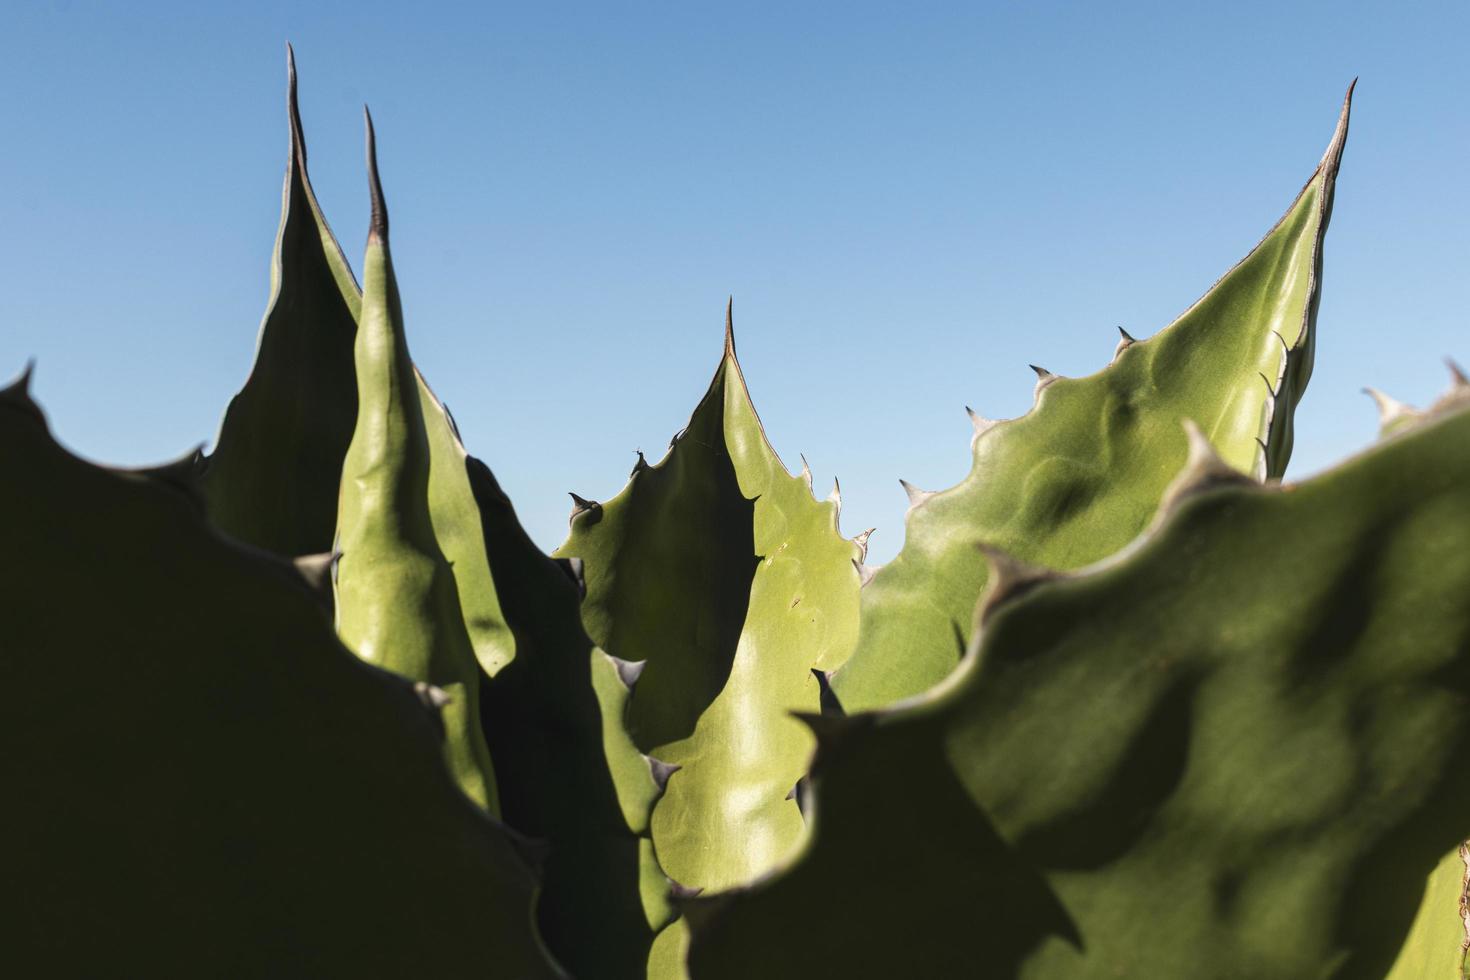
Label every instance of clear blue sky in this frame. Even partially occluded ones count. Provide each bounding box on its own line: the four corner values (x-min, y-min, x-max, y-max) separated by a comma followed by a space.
2, 2, 1466, 562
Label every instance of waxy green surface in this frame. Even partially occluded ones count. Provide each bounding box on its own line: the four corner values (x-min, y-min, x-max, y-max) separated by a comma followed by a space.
687, 398, 1470, 980
468, 457, 679, 978
1385, 845, 1470, 980
833, 84, 1353, 713
0, 378, 560, 978
557, 313, 864, 894
200, 51, 514, 676
332, 114, 498, 811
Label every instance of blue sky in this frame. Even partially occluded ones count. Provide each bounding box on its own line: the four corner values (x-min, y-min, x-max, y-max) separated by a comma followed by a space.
1, 2, 1466, 562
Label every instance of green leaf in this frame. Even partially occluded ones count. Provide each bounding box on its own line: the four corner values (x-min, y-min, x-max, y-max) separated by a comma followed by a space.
201, 47, 361, 556
687, 396, 1470, 979
1386, 845, 1470, 980
199, 50, 515, 677
555, 306, 865, 894
333, 112, 499, 812
467, 458, 679, 978
833, 83, 1354, 713
0, 375, 560, 977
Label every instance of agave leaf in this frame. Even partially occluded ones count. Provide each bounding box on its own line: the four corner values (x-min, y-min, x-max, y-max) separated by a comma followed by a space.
1386, 845, 1470, 980
467, 458, 679, 978
200, 50, 514, 675
0, 382, 560, 977
834, 83, 1354, 712
333, 111, 499, 811
201, 46, 362, 556
555, 305, 864, 894
687, 399, 1470, 979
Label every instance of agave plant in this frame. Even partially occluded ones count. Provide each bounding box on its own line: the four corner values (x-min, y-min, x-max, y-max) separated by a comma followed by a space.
2, 52, 1467, 979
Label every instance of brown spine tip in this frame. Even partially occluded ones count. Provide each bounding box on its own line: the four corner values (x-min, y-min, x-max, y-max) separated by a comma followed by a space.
364, 106, 388, 242
1319, 77, 1355, 178
285, 43, 307, 171
724, 295, 736, 358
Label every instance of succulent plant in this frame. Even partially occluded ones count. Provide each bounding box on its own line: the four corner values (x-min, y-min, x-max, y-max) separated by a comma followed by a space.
5, 52, 1468, 980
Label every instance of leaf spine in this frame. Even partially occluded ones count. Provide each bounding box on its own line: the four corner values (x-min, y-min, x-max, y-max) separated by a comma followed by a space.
646, 756, 680, 793
975, 543, 1065, 625
1158, 420, 1254, 517
1112, 326, 1136, 360
900, 478, 935, 511
608, 655, 647, 690
1363, 387, 1419, 431
364, 106, 387, 242
723, 295, 736, 359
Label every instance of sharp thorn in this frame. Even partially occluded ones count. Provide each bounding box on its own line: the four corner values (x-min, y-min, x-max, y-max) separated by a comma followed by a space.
647, 756, 681, 792
976, 543, 1063, 624
1158, 420, 1255, 514
723, 295, 736, 358
608, 655, 647, 690
1362, 387, 1419, 432
568, 492, 601, 526
364, 105, 388, 242
1447, 358, 1469, 390
852, 557, 877, 588
900, 478, 935, 510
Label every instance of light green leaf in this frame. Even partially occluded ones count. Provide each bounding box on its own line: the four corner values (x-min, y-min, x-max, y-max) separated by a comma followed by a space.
556, 308, 864, 894
199, 50, 514, 676
333, 112, 498, 812
688, 396, 1470, 979
834, 83, 1354, 712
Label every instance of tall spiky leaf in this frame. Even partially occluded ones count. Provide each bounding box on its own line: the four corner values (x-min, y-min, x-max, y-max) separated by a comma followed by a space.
835, 84, 1353, 712
0, 379, 560, 977
556, 306, 864, 895
333, 111, 498, 811
687, 393, 1470, 979
200, 50, 514, 675
201, 46, 362, 555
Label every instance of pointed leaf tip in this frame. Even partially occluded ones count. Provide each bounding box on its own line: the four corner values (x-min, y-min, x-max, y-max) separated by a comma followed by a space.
1319, 78, 1354, 179
853, 527, 875, 560
724, 295, 736, 358
364, 106, 387, 241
